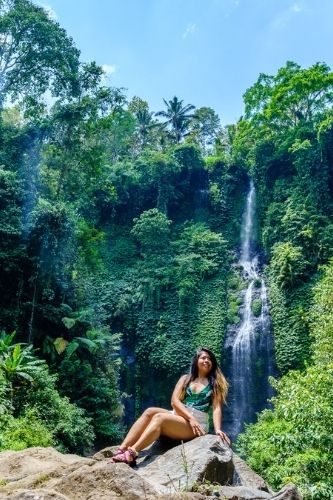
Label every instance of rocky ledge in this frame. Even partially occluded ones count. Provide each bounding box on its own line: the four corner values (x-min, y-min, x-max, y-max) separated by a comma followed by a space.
0, 435, 302, 499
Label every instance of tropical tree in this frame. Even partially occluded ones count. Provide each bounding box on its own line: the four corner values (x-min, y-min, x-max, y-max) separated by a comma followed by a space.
135, 108, 157, 147
0, 0, 80, 110
189, 106, 221, 154
156, 96, 195, 143
243, 61, 333, 128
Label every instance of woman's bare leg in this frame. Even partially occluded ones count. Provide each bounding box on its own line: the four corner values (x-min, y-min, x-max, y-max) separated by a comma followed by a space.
119, 407, 170, 449
131, 413, 196, 453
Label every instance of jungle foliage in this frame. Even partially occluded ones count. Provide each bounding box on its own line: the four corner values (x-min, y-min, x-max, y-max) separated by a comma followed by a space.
232, 62, 333, 498
0, 0, 246, 451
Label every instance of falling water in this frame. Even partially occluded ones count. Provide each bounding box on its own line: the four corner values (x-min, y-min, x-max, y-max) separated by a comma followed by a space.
223, 181, 275, 442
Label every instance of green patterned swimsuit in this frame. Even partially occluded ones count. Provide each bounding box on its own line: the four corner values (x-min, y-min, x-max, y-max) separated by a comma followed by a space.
183, 382, 213, 413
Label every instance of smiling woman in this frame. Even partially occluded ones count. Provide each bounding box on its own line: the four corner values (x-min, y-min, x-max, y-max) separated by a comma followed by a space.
110, 347, 230, 466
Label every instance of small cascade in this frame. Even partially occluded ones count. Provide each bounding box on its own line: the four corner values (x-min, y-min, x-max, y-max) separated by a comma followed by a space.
223, 181, 275, 442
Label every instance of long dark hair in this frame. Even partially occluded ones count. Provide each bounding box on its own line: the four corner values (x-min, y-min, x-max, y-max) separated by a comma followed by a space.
181, 347, 228, 405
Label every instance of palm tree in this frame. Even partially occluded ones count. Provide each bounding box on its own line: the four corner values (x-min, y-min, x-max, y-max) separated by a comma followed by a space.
156, 97, 195, 143
136, 108, 157, 146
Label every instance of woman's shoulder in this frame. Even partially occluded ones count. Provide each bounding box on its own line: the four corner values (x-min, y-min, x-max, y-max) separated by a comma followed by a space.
173, 374, 190, 393
176, 374, 191, 387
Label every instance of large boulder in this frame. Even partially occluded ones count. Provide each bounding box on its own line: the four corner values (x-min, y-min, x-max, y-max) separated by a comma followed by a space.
0, 440, 303, 499
137, 434, 234, 493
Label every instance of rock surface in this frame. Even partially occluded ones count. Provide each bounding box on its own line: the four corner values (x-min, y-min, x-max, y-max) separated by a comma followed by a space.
0, 438, 303, 500
233, 453, 271, 492
219, 485, 272, 499
0, 447, 93, 484
137, 434, 234, 493
271, 484, 303, 500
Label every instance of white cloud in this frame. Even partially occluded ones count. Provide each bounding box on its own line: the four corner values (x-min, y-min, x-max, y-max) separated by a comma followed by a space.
291, 3, 302, 13
101, 64, 117, 84
102, 64, 117, 76
270, 2, 303, 30
182, 23, 197, 39
38, 3, 58, 20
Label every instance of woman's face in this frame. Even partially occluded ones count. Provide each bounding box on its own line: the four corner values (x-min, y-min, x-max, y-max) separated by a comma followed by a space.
197, 351, 213, 374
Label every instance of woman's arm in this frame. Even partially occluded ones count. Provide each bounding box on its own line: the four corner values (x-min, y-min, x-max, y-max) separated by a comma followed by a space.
171, 375, 205, 436
212, 394, 231, 446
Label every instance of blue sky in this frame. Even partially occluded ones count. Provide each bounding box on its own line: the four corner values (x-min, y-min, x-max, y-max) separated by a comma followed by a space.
38, 0, 333, 124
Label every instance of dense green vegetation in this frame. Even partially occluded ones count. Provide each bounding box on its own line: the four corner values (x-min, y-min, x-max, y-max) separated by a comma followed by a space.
0, 3, 333, 497
0, 0, 246, 452
232, 62, 333, 498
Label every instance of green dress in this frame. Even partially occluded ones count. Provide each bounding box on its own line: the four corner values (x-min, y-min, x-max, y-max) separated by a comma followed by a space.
183, 382, 213, 413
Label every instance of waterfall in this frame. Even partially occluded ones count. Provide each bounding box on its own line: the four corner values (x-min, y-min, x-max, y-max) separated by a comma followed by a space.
223, 181, 275, 442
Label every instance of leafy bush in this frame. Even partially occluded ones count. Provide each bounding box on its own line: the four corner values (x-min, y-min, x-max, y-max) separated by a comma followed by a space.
227, 293, 241, 325
251, 298, 262, 317
18, 367, 95, 454
0, 410, 53, 451
131, 208, 171, 252
0, 333, 94, 454
58, 356, 123, 445
174, 222, 227, 302
0, 371, 8, 415
267, 276, 311, 373
270, 241, 309, 289
237, 366, 333, 499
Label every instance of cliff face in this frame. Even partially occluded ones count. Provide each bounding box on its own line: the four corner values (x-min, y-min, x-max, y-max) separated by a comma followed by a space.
0, 436, 302, 499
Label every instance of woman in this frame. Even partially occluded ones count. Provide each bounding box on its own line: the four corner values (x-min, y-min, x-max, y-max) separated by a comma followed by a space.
112, 347, 230, 466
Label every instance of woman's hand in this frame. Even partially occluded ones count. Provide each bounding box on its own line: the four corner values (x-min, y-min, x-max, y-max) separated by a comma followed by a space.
189, 417, 205, 436
216, 430, 231, 446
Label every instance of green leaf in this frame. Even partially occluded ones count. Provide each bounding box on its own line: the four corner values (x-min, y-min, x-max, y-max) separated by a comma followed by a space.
53, 337, 69, 355
76, 337, 97, 351
16, 372, 34, 383
62, 317, 76, 329
64, 341, 79, 359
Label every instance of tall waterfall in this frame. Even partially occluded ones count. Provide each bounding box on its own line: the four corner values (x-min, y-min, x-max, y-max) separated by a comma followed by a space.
223, 181, 275, 442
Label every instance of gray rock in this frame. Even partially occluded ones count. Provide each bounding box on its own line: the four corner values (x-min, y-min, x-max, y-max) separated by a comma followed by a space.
220, 485, 272, 499
137, 434, 234, 494
233, 454, 270, 492
46, 461, 159, 500
271, 484, 303, 500
157, 495, 206, 500
3, 489, 68, 499
0, 448, 93, 484
0, 444, 303, 500
91, 446, 118, 461
137, 436, 183, 466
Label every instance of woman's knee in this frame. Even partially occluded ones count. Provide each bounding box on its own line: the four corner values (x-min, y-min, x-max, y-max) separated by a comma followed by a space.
142, 407, 159, 419
150, 412, 166, 428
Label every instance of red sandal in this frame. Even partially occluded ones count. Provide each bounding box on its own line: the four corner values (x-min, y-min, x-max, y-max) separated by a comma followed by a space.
112, 447, 127, 460
112, 447, 137, 467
